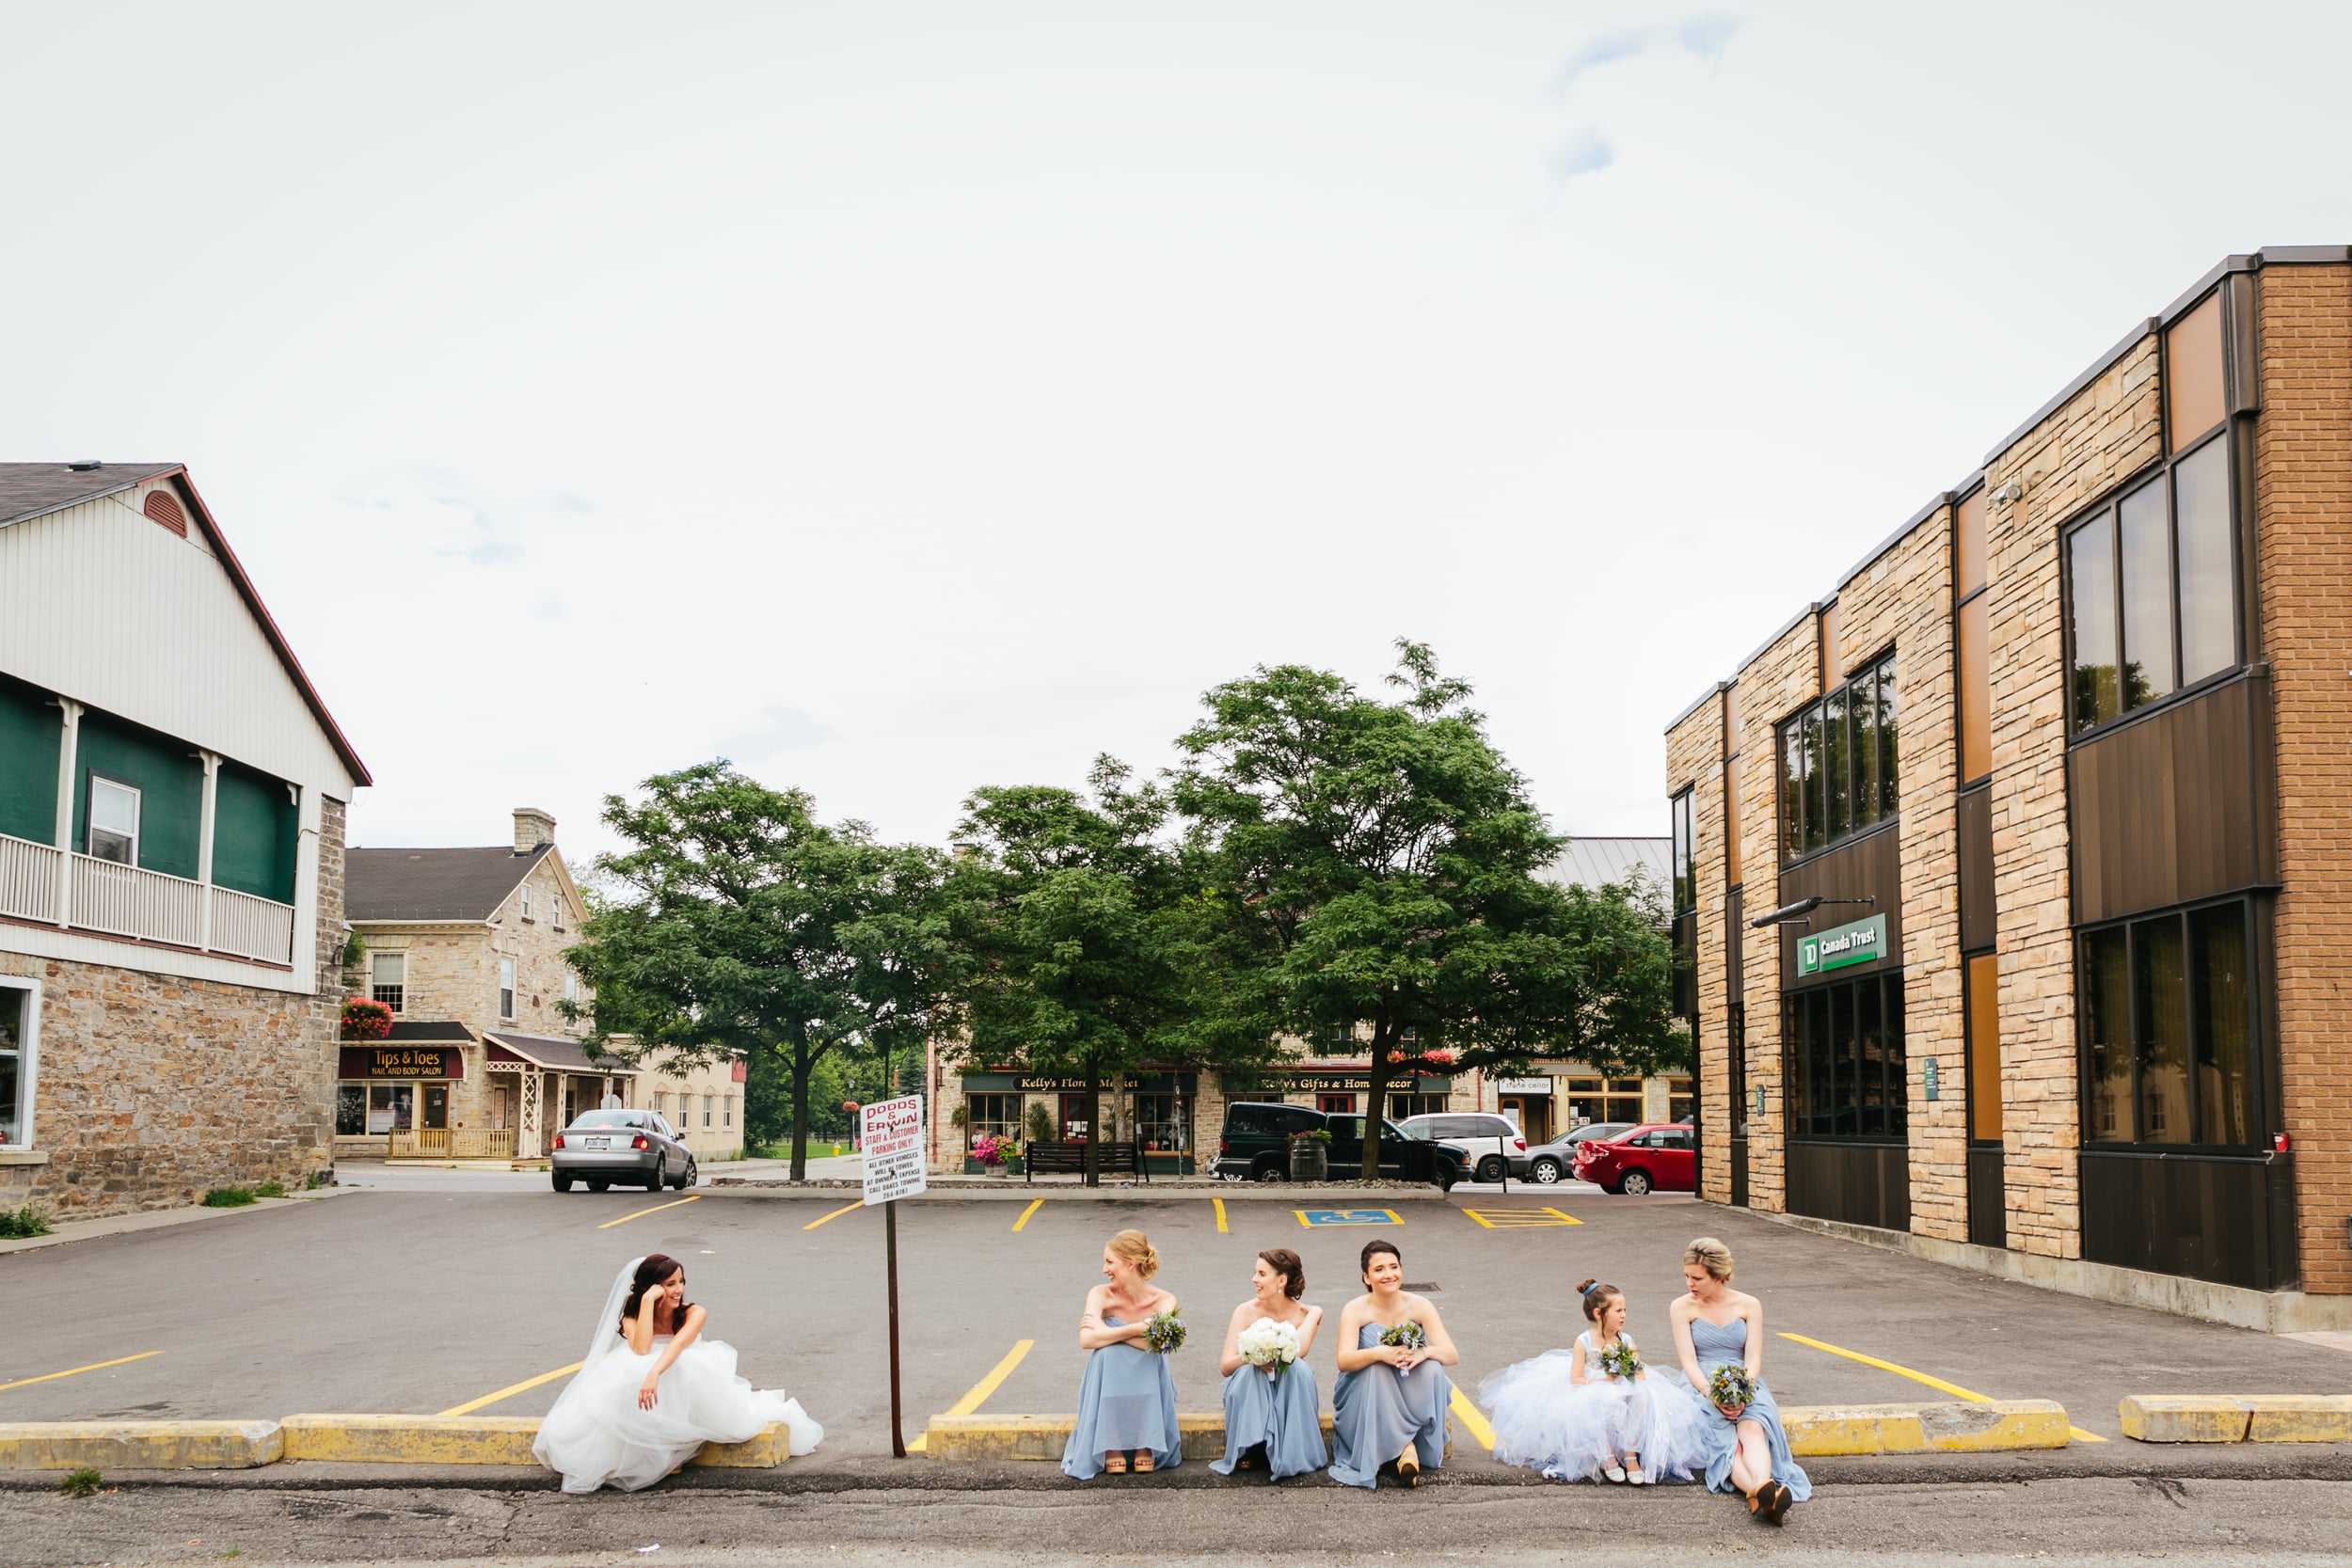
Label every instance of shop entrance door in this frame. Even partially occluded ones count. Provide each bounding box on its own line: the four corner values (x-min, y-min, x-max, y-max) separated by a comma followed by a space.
422, 1085, 450, 1131
1058, 1094, 1091, 1141
1501, 1096, 1552, 1145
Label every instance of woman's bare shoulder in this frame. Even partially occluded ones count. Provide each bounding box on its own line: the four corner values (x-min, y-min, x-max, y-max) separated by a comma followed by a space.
1668, 1293, 1697, 1319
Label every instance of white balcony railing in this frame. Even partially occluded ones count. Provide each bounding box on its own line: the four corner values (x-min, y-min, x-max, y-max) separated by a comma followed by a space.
73, 853, 205, 947
0, 832, 295, 966
0, 833, 63, 924
211, 883, 297, 964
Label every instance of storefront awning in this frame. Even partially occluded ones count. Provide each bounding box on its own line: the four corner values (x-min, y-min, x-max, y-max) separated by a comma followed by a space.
484, 1031, 639, 1075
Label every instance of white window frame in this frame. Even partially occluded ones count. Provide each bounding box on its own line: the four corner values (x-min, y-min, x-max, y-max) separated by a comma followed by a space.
553, 895, 567, 932
86, 775, 141, 865
518, 884, 532, 922
0, 975, 41, 1150
499, 957, 516, 1021
703, 1095, 713, 1131
723, 1096, 735, 1131
370, 950, 406, 1014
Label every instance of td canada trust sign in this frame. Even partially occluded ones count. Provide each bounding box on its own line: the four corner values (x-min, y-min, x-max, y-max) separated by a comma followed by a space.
1797, 914, 1887, 977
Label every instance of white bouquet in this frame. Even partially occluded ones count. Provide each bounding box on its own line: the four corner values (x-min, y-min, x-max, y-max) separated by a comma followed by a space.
1237, 1318, 1302, 1378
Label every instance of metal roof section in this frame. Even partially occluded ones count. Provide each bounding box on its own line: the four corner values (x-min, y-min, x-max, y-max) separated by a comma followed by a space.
485, 1031, 637, 1075
1541, 836, 1672, 891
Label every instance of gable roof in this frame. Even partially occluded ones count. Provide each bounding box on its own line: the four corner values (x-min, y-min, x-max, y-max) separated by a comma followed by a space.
1540, 836, 1672, 891
347, 844, 555, 922
0, 462, 371, 786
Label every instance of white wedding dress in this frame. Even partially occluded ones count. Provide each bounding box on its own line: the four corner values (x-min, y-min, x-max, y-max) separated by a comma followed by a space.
532, 1259, 824, 1492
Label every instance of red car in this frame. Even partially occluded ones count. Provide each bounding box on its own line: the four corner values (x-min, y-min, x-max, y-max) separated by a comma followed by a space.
1571, 1122, 1696, 1196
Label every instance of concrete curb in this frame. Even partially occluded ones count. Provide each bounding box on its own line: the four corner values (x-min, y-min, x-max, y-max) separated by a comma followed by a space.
1785, 1401, 2070, 1455
278, 1414, 793, 1467
923, 1402, 2069, 1463
0, 1420, 282, 1470
0, 1189, 355, 1258
2121, 1394, 2352, 1443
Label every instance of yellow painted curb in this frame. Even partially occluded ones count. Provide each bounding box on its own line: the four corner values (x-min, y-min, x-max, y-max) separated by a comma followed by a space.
1785, 1401, 2069, 1456
920, 1411, 1448, 1463
0, 1419, 282, 1471
277, 1415, 791, 1467
2121, 1394, 2352, 1444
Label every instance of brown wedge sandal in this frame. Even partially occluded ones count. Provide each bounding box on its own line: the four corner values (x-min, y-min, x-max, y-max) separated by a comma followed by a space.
1395, 1451, 1422, 1488
1133, 1450, 1154, 1474
1763, 1481, 1791, 1525
1104, 1451, 1128, 1475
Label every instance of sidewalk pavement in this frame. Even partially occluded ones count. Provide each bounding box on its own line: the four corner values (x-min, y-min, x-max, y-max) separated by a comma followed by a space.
0, 1187, 357, 1258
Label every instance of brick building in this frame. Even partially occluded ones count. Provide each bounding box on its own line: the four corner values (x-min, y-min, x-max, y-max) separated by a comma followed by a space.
1663, 247, 2352, 1329
0, 463, 368, 1217
343, 808, 626, 1160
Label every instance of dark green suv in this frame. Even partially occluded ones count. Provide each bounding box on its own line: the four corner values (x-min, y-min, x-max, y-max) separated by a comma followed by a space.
1210, 1101, 1464, 1188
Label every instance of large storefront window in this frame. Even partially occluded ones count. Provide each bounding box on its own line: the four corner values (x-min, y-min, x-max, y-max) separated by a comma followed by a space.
0, 979, 35, 1148
1388, 1093, 1445, 1120
1563, 1076, 1645, 1126
1667, 1075, 1695, 1124
1778, 651, 1898, 860
965, 1092, 1020, 1150
1787, 972, 1907, 1138
1135, 1093, 1184, 1153
2080, 899, 2257, 1148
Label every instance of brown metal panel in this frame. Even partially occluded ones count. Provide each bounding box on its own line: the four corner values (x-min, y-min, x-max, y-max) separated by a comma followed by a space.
2080, 1148, 2295, 1291
2070, 673, 2275, 925
1958, 786, 1995, 953
1778, 822, 1902, 989
1786, 1140, 1912, 1231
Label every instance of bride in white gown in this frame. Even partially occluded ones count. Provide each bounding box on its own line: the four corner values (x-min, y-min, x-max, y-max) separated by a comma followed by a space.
532, 1253, 823, 1492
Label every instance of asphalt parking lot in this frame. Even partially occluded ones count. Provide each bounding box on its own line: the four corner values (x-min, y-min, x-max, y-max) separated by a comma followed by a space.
5, 1184, 2350, 1475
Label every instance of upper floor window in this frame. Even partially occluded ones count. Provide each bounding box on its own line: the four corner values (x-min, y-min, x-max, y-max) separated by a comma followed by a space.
1315, 1021, 1357, 1052
1670, 788, 1696, 916
499, 958, 516, 1021
371, 951, 406, 1014
518, 885, 532, 922
2067, 432, 2239, 734
1777, 651, 1898, 862
87, 776, 139, 864
553, 896, 567, 931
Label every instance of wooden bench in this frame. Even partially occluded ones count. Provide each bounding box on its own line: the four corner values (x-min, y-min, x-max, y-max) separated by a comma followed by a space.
1025, 1141, 1145, 1181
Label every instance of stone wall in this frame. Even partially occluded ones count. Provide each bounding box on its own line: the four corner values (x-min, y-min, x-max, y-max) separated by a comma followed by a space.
1662, 689, 1730, 1201
2255, 260, 2352, 1292
1981, 333, 2164, 1259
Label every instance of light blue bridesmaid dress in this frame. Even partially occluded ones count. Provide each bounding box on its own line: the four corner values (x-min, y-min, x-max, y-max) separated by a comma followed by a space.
1327, 1322, 1450, 1489
1686, 1316, 1811, 1501
1213, 1352, 1327, 1480
1061, 1316, 1183, 1480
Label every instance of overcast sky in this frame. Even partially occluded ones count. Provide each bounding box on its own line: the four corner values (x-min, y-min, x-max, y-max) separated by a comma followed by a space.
5, 3, 2347, 866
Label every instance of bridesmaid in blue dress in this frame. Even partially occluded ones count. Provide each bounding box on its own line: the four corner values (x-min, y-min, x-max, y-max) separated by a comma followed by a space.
1667, 1236, 1809, 1524
1062, 1228, 1184, 1480
1212, 1247, 1327, 1480
1329, 1239, 1459, 1488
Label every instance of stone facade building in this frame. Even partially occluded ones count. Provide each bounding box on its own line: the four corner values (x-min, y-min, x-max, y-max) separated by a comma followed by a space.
0, 463, 369, 1218
635, 1055, 748, 1163
1664, 247, 2352, 1330
343, 809, 627, 1160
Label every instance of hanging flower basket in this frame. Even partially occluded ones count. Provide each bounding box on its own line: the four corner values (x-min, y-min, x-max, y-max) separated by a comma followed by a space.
342, 998, 393, 1041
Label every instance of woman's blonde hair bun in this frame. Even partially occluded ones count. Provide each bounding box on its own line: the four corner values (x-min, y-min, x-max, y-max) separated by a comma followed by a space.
1684, 1236, 1735, 1282
1109, 1228, 1161, 1280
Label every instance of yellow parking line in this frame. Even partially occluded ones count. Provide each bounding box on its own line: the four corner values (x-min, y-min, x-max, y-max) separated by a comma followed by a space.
439, 1361, 582, 1417
1011, 1197, 1044, 1232
596, 1194, 702, 1229
1214, 1197, 1228, 1234
1778, 1331, 2107, 1443
1461, 1209, 1497, 1229
907, 1338, 1034, 1454
803, 1201, 864, 1231
0, 1350, 162, 1394
1460, 1207, 1582, 1228
1449, 1386, 1497, 1450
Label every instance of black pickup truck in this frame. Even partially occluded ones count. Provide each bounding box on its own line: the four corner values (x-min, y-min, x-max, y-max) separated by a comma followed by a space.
1210, 1101, 1464, 1188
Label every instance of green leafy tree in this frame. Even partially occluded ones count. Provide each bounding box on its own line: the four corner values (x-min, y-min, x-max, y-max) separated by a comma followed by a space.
1173, 641, 1683, 1180
944, 760, 1224, 1186
565, 762, 961, 1180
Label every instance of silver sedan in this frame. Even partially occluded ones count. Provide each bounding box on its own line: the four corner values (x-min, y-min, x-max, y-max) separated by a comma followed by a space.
550, 1109, 697, 1193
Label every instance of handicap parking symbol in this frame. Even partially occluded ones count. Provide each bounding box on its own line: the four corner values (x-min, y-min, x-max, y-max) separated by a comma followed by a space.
1295, 1208, 1403, 1227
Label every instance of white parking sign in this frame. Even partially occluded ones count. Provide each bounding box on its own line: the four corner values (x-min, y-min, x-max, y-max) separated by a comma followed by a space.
861, 1094, 928, 1206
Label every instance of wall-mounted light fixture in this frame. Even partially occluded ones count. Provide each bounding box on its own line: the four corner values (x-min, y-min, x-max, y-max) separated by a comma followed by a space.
1747, 894, 1877, 930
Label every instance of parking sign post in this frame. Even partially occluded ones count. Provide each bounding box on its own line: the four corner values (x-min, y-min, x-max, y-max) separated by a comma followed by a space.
860, 1093, 927, 1458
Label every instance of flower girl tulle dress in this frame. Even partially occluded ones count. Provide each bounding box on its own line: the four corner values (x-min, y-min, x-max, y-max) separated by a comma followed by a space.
532, 1258, 823, 1493
1480, 1328, 1703, 1484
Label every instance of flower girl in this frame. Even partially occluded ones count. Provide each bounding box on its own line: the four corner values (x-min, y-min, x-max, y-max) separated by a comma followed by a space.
1480, 1277, 1697, 1485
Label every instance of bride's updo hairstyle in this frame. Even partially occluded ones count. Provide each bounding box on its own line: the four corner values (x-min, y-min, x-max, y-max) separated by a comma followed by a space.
1108, 1228, 1161, 1280
620, 1253, 695, 1330
1683, 1237, 1735, 1283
